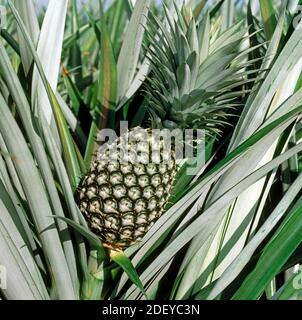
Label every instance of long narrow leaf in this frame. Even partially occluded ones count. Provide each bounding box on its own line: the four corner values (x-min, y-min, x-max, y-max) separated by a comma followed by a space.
117, 0, 151, 102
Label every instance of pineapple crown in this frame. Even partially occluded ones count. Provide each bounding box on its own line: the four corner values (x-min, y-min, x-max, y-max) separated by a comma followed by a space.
145, 3, 260, 136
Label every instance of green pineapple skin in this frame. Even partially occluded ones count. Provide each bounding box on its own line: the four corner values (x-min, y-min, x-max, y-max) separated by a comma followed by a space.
76, 128, 176, 250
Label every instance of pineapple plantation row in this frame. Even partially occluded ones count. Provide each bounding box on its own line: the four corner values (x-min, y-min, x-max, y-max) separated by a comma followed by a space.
1, 0, 302, 300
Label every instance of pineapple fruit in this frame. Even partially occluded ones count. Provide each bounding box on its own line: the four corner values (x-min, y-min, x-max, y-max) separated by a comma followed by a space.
77, 127, 176, 250
76, 6, 252, 250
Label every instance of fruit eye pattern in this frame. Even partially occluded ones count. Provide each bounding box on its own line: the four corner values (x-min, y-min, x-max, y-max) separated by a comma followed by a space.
76, 128, 176, 250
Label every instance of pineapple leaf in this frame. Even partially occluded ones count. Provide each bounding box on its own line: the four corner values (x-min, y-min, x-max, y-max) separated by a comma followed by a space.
9, 0, 83, 189
232, 200, 302, 300
117, 0, 151, 102
13, 0, 39, 75
110, 250, 148, 299
84, 1, 117, 168
259, 0, 278, 41
52, 216, 104, 252
209, 175, 302, 299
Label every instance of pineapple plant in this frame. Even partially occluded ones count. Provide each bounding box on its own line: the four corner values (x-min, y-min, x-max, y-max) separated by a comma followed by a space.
1, 0, 302, 301
76, 4, 254, 251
